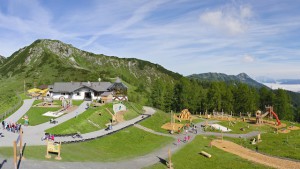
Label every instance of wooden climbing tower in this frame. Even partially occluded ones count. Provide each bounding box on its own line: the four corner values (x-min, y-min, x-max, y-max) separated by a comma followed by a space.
179, 109, 191, 120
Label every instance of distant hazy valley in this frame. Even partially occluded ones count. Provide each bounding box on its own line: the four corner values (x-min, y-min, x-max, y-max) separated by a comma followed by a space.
256, 76, 300, 92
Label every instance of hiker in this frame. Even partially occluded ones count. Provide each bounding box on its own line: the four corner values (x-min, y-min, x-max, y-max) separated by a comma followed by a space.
177, 138, 180, 146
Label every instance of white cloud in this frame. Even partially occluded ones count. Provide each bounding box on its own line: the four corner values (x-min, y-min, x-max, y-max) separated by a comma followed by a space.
80, 0, 170, 48
243, 54, 255, 63
240, 6, 252, 18
199, 5, 253, 35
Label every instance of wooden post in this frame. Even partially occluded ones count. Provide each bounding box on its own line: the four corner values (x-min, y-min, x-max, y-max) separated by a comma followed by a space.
171, 111, 173, 125
24, 80, 26, 95
167, 148, 173, 169
19, 128, 25, 159
200, 151, 212, 158
13, 141, 17, 169
222, 109, 223, 119
45, 140, 51, 159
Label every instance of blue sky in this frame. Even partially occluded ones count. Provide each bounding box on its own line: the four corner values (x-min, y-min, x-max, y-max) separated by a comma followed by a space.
0, 0, 300, 79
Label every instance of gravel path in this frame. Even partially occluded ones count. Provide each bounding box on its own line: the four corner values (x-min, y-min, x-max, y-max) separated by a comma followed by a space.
2, 103, 296, 169
212, 139, 300, 169
0, 117, 200, 169
134, 124, 176, 138
1, 100, 91, 146
4, 99, 35, 122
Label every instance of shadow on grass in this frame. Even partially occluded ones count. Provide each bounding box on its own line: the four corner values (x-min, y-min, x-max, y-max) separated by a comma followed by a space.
156, 156, 167, 166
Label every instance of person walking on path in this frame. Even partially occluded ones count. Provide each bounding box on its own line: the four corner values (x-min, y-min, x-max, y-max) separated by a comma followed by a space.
177, 138, 180, 146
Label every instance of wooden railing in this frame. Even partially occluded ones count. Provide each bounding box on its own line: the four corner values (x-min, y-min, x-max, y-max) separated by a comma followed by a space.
0, 92, 23, 120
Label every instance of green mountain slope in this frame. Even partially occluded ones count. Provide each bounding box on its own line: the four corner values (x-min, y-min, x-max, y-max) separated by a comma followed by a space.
0, 55, 5, 65
0, 39, 182, 86
0, 39, 183, 111
187, 72, 266, 88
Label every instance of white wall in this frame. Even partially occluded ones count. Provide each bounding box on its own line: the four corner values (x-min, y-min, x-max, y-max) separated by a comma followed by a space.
72, 91, 85, 100
51, 93, 71, 100
51, 87, 103, 100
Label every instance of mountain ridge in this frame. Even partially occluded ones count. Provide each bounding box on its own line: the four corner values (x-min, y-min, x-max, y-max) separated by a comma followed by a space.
0, 55, 5, 65
0, 39, 182, 85
187, 72, 266, 88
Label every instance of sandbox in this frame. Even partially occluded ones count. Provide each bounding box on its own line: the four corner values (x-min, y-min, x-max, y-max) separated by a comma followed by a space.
43, 111, 64, 117
288, 126, 300, 130
278, 129, 291, 134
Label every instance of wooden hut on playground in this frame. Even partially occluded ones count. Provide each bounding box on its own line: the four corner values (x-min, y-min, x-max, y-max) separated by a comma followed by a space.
161, 111, 184, 133
174, 109, 195, 122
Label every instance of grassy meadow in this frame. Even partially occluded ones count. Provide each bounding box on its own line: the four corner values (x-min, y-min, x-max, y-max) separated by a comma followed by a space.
226, 121, 300, 160
46, 102, 142, 134
144, 135, 272, 169
0, 127, 173, 162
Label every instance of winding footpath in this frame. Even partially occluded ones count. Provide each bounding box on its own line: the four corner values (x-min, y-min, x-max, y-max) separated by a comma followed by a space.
1, 99, 298, 169
1, 100, 91, 146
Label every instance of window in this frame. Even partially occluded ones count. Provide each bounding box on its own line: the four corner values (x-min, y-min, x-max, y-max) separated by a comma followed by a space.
76, 92, 80, 96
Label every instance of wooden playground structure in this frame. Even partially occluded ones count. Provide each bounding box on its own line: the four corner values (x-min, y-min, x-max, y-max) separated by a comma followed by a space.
256, 106, 281, 126
173, 109, 197, 122
45, 140, 62, 160
161, 111, 184, 133
27, 88, 49, 99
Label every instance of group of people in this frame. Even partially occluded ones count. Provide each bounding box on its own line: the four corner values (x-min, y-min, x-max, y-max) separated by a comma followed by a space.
177, 135, 191, 146
1, 120, 22, 133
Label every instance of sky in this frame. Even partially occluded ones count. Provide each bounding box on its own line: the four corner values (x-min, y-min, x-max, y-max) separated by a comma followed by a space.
0, 0, 300, 79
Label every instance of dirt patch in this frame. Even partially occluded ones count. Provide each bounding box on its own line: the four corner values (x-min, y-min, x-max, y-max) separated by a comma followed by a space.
265, 121, 287, 128
115, 111, 125, 122
34, 102, 61, 108
288, 126, 300, 131
64, 106, 78, 113
278, 129, 291, 134
211, 139, 300, 169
